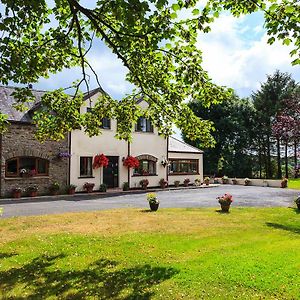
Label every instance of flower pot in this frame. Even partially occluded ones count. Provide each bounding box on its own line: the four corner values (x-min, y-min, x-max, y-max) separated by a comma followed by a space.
297, 203, 300, 210
12, 191, 21, 198
86, 187, 93, 193
29, 191, 37, 197
150, 202, 159, 211
68, 188, 75, 195
51, 190, 59, 196
220, 204, 230, 212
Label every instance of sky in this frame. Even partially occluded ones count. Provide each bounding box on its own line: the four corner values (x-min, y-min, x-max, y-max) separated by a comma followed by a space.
30, 10, 300, 101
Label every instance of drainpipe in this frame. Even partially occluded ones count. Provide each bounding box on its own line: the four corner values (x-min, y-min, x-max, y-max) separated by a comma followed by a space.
68, 132, 71, 186
166, 136, 169, 183
128, 141, 130, 187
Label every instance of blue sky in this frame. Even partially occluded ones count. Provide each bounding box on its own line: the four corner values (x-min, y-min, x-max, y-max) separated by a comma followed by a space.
31, 10, 300, 100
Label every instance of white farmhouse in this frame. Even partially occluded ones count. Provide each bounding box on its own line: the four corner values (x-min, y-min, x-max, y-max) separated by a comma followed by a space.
70, 88, 204, 190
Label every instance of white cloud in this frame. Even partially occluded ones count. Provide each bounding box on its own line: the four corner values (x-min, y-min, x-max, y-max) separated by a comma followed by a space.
197, 13, 300, 97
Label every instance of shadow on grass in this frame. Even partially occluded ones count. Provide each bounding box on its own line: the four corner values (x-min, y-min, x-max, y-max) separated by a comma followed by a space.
0, 252, 17, 259
215, 209, 230, 214
266, 222, 300, 235
0, 254, 178, 299
288, 207, 300, 214
140, 209, 154, 213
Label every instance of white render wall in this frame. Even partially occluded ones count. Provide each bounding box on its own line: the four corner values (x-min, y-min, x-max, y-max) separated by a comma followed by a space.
70, 91, 203, 190
168, 152, 204, 185
70, 93, 168, 190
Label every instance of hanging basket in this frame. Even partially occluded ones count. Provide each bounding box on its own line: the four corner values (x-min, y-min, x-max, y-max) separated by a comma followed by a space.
93, 154, 109, 169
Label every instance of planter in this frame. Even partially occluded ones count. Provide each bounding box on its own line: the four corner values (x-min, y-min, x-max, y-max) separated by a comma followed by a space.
86, 187, 94, 193
297, 203, 300, 210
50, 190, 59, 196
220, 204, 230, 212
68, 188, 76, 195
150, 202, 159, 211
142, 185, 148, 190
12, 191, 21, 198
232, 180, 237, 185
29, 191, 37, 197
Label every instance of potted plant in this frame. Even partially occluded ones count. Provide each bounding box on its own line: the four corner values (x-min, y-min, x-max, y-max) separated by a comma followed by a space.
217, 193, 233, 212
147, 193, 159, 211
174, 180, 180, 187
204, 177, 210, 186
99, 183, 107, 192
123, 182, 129, 191
195, 178, 201, 186
295, 195, 300, 210
244, 178, 251, 186
232, 178, 238, 185
83, 182, 95, 193
27, 185, 38, 197
281, 177, 288, 188
183, 178, 190, 187
11, 188, 22, 198
140, 179, 149, 190
49, 182, 60, 195
221, 175, 229, 184
159, 178, 168, 188
66, 184, 77, 195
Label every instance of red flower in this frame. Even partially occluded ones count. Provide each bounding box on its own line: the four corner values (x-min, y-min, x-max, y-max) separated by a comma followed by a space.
123, 156, 139, 169
93, 154, 109, 169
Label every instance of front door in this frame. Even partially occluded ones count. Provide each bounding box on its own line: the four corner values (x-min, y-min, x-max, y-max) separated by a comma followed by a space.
103, 156, 119, 188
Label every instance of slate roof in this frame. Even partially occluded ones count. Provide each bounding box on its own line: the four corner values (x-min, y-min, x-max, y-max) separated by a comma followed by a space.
0, 86, 46, 122
168, 136, 203, 153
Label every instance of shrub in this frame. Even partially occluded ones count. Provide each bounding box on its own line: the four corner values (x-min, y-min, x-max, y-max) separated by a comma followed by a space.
183, 178, 190, 186
49, 182, 60, 191
123, 182, 129, 191
99, 183, 107, 192
140, 179, 149, 189
159, 178, 168, 188
174, 180, 180, 187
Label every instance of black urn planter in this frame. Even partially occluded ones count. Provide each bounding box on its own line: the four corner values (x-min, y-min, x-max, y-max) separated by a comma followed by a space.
149, 202, 159, 211
297, 203, 300, 210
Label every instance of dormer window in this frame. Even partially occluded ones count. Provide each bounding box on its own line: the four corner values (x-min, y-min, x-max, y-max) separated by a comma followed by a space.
135, 117, 153, 133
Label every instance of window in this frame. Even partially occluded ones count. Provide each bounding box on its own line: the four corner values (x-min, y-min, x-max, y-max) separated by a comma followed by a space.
5, 157, 49, 177
135, 117, 153, 132
169, 159, 198, 175
87, 108, 111, 129
80, 157, 93, 177
134, 160, 156, 175
100, 117, 111, 129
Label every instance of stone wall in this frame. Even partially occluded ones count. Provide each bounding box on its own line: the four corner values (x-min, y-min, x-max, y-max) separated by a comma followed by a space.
1, 123, 69, 197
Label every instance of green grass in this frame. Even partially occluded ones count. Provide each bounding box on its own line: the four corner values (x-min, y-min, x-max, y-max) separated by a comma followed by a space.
0, 207, 299, 299
288, 178, 300, 190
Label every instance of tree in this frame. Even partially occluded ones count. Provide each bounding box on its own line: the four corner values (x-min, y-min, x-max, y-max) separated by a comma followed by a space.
272, 93, 300, 177
184, 94, 256, 177
0, 1, 299, 143
252, 70, 297, 178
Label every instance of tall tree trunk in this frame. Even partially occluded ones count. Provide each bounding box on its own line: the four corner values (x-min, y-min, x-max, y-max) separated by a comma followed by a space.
294, 140, 298, 168
259, 148, 262, 179
266, 134, 272, 178
285, 140, 288, 178
276, 138, 282, 179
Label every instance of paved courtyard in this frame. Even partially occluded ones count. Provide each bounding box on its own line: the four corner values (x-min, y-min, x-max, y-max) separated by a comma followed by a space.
0, 185, 298, 218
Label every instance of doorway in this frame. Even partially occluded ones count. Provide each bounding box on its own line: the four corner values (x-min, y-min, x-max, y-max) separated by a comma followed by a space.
103, 156, 119, 188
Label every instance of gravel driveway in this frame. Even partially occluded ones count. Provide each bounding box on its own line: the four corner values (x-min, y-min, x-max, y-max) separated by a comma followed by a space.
0, 185, 298, 218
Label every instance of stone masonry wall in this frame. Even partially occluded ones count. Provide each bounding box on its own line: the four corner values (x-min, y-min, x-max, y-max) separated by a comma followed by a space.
1, 123, 69, 197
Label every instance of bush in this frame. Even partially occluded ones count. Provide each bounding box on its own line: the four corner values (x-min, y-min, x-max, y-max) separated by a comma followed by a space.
99, 184, 107, 192
123, 182, 129, 191
174, 180, 180, 187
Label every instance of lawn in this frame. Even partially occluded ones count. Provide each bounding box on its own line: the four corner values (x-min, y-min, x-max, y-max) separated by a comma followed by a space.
288, 178, 300, 190
0, 207, 299, 299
